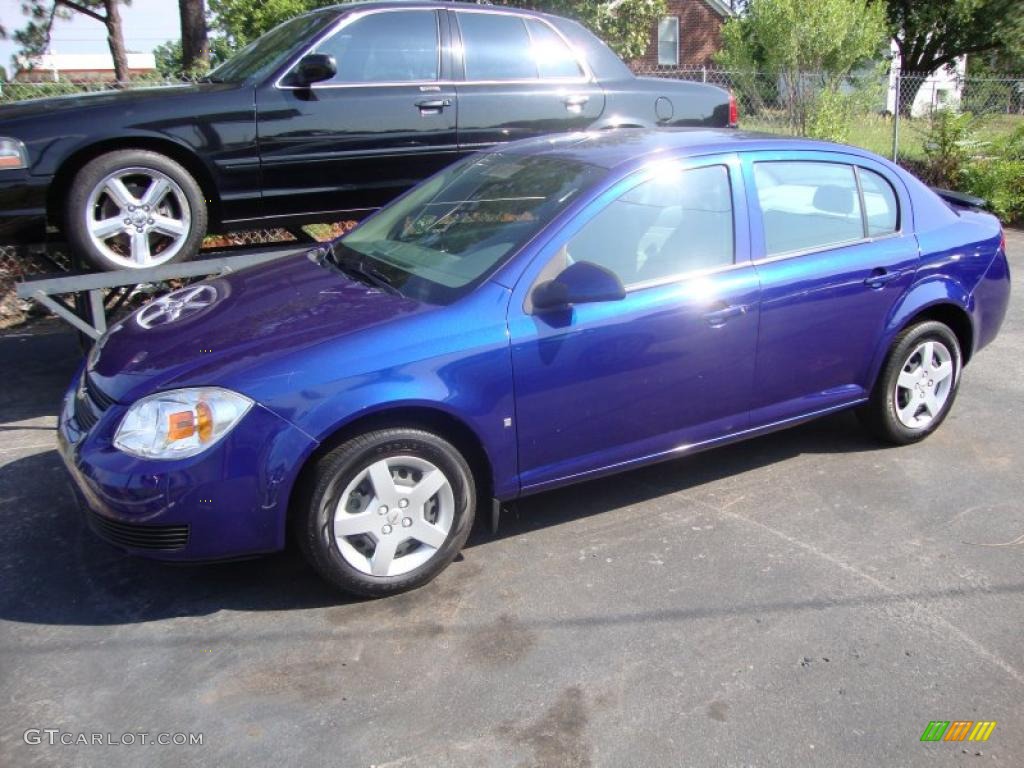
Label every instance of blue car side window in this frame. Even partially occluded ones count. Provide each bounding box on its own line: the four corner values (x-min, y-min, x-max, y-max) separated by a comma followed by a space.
566, 164, 734, 288
754, 161, 865, 257
858, 168, 900, 236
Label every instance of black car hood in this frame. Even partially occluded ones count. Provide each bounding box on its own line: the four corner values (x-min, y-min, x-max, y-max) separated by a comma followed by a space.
0, 81, 246, 121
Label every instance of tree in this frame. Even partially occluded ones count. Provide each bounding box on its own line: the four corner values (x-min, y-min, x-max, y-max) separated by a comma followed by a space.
154, 37, 231, 79
178, 0, 209, 73
871, 1, 1024, 116
495, 1, 667, 61
14, 1, 132, 83
209, 0, 331, 48
208, 0, 667, 61
878, 0, 1024, 75
717, 0, 888, 135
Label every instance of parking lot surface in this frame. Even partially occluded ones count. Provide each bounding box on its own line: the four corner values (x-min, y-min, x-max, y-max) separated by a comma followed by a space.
1, 232, 1022, 767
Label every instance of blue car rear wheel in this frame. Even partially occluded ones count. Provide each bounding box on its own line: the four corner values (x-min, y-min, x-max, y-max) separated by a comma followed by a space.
860, 321, 962, 445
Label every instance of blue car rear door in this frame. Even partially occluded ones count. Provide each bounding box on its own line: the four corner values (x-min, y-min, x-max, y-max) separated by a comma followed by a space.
742, 151, 920, 426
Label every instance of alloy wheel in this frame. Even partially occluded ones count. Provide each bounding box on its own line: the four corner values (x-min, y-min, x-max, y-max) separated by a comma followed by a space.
84, 167, 192, 269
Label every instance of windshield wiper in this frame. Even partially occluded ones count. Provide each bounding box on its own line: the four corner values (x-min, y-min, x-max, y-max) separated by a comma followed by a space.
322, 245, 401, 296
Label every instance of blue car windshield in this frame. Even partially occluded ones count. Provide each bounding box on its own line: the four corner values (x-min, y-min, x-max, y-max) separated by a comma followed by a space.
334, 153, 607, 303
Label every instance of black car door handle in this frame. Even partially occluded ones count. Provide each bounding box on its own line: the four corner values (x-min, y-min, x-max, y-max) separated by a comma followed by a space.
864, 268, 902, 289
415, 98, 451, 110
703, 304, 746, 327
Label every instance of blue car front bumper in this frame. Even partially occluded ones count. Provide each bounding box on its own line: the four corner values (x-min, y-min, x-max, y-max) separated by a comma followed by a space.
57, 368, 317, 562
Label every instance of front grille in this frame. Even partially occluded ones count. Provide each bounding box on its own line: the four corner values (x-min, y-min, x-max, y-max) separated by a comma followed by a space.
85, 373, 116, 409
73, 373, 113, 432
86, 508, 190, 551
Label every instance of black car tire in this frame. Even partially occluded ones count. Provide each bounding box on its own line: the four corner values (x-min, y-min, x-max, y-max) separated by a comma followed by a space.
858, 320, 962, 445
295, 428, 476, 598
65, 149, 208, 271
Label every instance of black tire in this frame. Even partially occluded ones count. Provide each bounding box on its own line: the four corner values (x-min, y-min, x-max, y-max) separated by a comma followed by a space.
858, 320, 962, 445
295, 428, 476, 598
65, 149, 208, 271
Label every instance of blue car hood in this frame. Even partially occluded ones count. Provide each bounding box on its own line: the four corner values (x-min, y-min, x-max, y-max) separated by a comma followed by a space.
89, 252, 427, 404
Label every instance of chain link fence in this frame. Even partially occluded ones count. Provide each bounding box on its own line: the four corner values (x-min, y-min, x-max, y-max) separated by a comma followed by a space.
0, 75, 203, 103
633, 64, 1024, 161
1, 70, 1020, 326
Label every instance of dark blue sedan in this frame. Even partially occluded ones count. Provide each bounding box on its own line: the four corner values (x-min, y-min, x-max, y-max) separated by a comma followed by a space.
58, 129, 1011, 596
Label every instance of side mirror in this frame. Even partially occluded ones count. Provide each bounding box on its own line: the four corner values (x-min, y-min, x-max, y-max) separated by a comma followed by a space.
291, 53, 337, 86
532, 261, 626, 311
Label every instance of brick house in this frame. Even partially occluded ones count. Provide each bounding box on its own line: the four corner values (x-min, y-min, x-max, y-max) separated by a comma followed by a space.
633, 0, 736, 70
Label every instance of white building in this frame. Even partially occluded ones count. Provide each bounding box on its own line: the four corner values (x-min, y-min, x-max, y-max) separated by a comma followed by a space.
14, 52, 157, 82
886, 42, 967, 117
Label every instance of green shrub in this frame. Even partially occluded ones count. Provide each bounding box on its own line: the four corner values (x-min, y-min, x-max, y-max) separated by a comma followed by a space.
920, 108, 980, 187
961, 126, 1024, 224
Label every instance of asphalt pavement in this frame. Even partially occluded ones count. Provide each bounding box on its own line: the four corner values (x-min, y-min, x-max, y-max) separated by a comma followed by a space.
1, 231, 1022, 767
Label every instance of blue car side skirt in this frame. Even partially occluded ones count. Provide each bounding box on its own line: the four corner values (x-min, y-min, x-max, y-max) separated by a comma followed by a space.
517, 396, 867, 498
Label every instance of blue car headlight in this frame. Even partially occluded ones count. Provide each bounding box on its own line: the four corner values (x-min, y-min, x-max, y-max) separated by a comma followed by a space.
114, 387, 252, 460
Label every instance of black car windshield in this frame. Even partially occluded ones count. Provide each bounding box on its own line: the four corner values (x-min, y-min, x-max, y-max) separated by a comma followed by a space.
206, 11, 338, 83
334, 153, 607, 303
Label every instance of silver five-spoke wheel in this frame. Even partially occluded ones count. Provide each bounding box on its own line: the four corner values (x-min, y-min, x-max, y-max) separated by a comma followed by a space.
85, 167, 192, 269
332, 456, 455, 578
893, 339, 955, 429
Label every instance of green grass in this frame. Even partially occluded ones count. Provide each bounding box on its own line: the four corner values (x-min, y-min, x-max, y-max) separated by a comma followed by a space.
740, 112, 1024, 162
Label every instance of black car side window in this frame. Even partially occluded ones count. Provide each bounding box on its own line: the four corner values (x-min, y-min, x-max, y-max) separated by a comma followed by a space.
314, 10, 440, 84
565, 165, 735, 288
457, 12, 538, 81
525, 19, 584, 79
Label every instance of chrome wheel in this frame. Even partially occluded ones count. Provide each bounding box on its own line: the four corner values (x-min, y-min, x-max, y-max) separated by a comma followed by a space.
84, 167, 191, 269
893, 339, 955, 429
332, 456, 455, 578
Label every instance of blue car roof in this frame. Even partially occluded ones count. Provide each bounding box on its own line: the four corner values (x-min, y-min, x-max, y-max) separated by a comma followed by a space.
495, 128, 884, 170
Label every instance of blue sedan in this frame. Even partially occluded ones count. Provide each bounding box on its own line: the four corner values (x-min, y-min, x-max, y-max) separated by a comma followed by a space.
59, 129, 1011, 596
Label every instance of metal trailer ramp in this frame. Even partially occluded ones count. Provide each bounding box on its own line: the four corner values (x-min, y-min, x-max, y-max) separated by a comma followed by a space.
15, 243, 309, 343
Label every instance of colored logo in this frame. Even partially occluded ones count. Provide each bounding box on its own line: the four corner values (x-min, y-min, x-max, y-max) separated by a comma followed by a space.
920, 721, 997, 742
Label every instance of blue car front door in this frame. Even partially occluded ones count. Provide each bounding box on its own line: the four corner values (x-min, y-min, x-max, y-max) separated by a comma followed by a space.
507, 157, 761, 494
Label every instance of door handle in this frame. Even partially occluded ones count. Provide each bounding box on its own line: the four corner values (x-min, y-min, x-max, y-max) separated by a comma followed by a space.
415, 98, 451, 111
702, 304, 746, 327
563, 95, 590, 112
864, 268, 902, 289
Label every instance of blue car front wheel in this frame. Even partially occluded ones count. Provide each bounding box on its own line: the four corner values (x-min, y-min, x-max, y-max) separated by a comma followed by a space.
295, 428, 477, 597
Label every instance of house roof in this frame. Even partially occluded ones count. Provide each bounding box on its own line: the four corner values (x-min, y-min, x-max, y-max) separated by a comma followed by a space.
701, 0, 737, 17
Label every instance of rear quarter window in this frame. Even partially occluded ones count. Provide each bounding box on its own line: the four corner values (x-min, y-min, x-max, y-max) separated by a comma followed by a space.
859, 168, 900, 236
